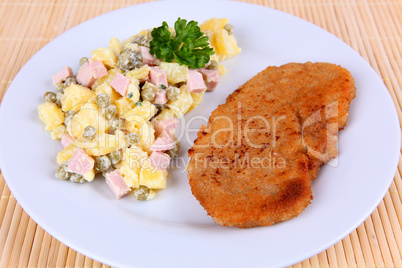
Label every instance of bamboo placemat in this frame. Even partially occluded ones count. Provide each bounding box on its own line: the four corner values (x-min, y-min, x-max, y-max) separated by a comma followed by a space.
0, 0, 401, 267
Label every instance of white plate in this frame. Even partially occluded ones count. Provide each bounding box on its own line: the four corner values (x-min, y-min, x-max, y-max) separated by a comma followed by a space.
0, 1, 400, 267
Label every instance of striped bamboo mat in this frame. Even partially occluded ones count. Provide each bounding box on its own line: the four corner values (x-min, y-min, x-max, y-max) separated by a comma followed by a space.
0, 0, 401, 267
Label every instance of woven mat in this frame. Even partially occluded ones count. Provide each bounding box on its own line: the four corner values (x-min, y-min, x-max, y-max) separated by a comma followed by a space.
0, 0, 401, 267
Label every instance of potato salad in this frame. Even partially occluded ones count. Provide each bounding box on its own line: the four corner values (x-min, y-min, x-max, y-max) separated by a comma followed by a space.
38, 18, 241, 201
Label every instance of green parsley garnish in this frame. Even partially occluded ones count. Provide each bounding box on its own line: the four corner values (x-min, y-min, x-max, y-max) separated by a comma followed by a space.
160, 84, 167, 90
149, 18, 215, 69
136, 101, 142, 106
127, 92, 133, 98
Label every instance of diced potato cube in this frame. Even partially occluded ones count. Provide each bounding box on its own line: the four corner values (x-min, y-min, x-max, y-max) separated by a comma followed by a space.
109, 37, 122, 58
159, 62, 188, 84
91, 47, 117, 69
167, 85, 193, 118
125, 119, 155, 152
91, 68, 122, 91
85, 130, 126, 156
83, 169, 95, 182
122, 42, 139, 52
121, 35, 136, 50
124, 100, 157, 121
200, 18, 229, 33
125, 66, 151, 81
57, 144, 77, 165
115, 97, 137, 118
38, 102, 64, 131
50, 125, 66, 140
210, 29, 241, 62
95, 83, 121, 104
155, 108, 176, 121
138, 30, 147, 36
217, 64, 228, 76
61, 84, 96, 112
66, 102, 108, 138
139, 167, 167, 189
126, 78, 140, 102
118, 146, 148, 188
119, 164, 139, 189
188, 90, 206, 113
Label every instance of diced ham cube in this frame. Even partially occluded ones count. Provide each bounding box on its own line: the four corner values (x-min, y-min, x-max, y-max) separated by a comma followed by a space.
152, 90, 168, 104
89, 60, 108, 79
149, 151, 171, 170
150, 67, 168, 88
187, 70, 206, 93
77, 61, 108, 88
110, 73, 131, 97
140, 46, 158, 66
199, 68, 220, 92
52, 67, 73, 85
105, 170, 130, 199
153, 118, 178, 138
61, 133, 74, 148
66, 148, 94, 175
150, 134, 175, 152
76, 62, 96, 87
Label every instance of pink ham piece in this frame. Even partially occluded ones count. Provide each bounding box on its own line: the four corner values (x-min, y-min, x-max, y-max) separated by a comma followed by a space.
61, 133, 74, 148
152, 90, 168, 104
52, 67, 73, 85
187, 70, 206, 93
66, 148, 94, 175
199, 68, 220, 92
110, 73, 131, 97
76, 62, 96, 87
149, 151, 171, 170
105, 170, 130, 199
89, 60, 108, 79
140, 46, 158, 66
150, 67, 168, 88
150, 133, 175, 152
153, 118, 178, 138
77, 61, 108, 87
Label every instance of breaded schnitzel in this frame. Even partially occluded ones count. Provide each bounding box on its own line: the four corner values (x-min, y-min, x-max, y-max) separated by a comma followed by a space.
187, 62, 356, 228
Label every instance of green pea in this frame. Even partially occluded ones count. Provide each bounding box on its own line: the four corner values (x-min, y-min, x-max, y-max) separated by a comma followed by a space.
134, 186, 151, 201
224, 24, 234, 35
96, 93, 111, 108
64, 111, 74, 125
56, 83, 66, 93
55, 164, 71, 180
125, 132, 140, 146
82, 126, 96, 141
70, 173, 85, 183
95, 156, 112, 172
167, 86, 180, 101
207, 60, 218, 70
116, 49, 143, 71
79, 57, 89, 66
108, 150, 122, 165
166, 144, 180, 158
43, 92, 57, 103
132, 35, 150, 47
102, 105, 117, 120
109, 117, 123, 132
64, 77, 76, 87
141, 82, 157, 101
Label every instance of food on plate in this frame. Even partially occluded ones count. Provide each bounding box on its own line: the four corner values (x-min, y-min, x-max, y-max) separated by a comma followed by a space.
187, 62, 356, 228
38, 18, 241, 200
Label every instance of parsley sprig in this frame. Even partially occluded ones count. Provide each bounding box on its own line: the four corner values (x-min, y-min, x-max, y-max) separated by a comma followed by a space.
149, 18, 215, 69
